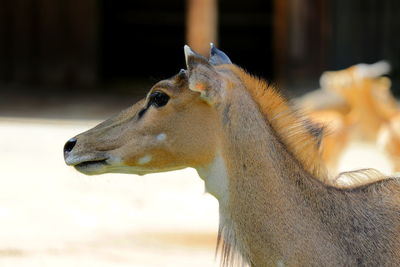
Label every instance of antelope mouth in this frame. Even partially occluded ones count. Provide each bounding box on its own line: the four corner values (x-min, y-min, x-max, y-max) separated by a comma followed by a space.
73, 158, 109, 174
76, 159, 108, 168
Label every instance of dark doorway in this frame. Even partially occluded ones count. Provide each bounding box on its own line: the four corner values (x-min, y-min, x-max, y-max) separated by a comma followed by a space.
100, 1, 186, 85
100, 0, 274, 87
219, 0, 274, 81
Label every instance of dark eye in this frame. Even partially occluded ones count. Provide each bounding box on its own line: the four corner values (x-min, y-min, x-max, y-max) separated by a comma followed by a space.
149, 91, 170, 108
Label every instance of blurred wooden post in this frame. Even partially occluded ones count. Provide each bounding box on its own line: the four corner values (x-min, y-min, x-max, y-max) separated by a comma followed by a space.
273, 0, 288, 87
186, 0, 218, 56
273, 0, 329, 90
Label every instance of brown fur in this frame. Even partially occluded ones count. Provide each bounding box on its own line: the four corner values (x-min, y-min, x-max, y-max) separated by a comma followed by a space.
226, 65, 328, 181
210, 65, 400, 266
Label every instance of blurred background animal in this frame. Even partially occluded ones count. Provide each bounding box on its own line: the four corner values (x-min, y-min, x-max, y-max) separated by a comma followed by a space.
297, 61, 400, 173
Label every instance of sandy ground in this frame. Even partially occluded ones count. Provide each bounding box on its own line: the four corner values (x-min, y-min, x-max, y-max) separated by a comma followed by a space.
0, 117, 220, 267
0, 116, 395, 267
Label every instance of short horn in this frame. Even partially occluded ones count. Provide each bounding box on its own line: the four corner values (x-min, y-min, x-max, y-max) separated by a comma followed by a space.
184, 45, 209, 70
209, 43, 232, 66
184, 45, 195, 68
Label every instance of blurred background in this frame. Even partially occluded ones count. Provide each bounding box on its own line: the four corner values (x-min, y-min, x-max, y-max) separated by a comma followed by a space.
0, 0, 399, 266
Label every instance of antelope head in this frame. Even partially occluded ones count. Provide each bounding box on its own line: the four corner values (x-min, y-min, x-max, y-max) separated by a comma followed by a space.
64, 44, 232, 178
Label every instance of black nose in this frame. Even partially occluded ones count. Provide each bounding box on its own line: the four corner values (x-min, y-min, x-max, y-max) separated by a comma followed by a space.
64, 138, 77, 154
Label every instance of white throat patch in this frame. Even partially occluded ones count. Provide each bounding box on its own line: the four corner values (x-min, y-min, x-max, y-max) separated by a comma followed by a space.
196, 153, 229, 206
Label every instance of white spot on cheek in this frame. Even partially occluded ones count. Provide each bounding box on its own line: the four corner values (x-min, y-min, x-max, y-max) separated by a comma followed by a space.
137, 155, 152, 165
156, 133, 167, 142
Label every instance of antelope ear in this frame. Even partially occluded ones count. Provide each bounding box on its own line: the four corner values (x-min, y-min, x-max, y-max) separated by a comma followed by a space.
183, 45, 220, 102
184, 45, 209, 70
209, 43, 232, 65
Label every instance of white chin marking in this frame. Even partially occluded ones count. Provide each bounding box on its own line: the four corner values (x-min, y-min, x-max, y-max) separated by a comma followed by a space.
137, 155, 152, 165
156, 133, 167, 142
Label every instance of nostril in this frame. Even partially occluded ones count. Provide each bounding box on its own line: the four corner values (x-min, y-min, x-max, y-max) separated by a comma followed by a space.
64, 138, 77, 154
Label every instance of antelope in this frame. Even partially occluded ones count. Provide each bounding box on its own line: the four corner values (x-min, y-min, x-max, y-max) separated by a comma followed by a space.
378, 113, 400, 172
297, 61, 398, 172
319, 61, 395, 142
64, 45, 400, 266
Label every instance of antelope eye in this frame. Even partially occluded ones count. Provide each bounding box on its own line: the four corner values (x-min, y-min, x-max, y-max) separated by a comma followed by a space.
149, 91, 170, 108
